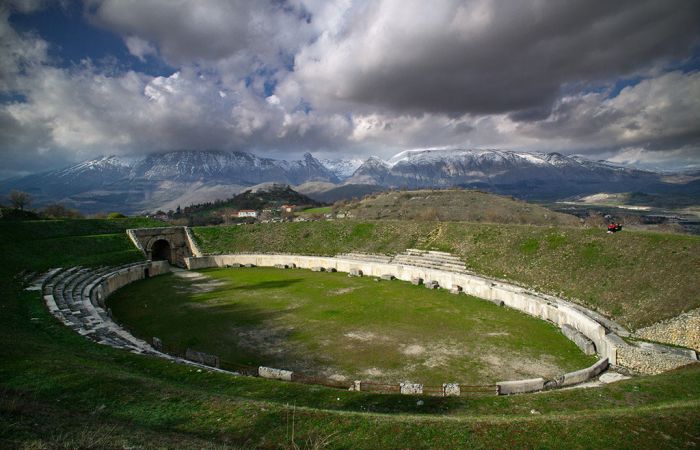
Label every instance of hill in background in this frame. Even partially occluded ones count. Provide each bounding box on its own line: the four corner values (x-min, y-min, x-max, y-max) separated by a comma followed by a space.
166, 183, 323, 225
336, 189, 582, 226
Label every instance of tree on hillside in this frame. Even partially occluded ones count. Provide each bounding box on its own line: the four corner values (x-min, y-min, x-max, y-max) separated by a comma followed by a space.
9, 190, 32, 211
42, 203, 83, 219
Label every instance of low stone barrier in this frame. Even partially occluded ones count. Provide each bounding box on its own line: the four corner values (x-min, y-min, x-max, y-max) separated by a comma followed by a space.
497, 377, 545, 395
559, 358, 609, 387
443, 383, 460, 396
186, 348, 220, 368
400, 382, 423, 395
562, 324, 596, 355
259, 366, 293, 381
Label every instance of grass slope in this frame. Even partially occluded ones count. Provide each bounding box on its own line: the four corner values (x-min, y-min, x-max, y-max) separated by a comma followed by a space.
108, 267, 594, 385
339, 189, 582, 226
194, 220, 700, 329
1, 219, 698, 448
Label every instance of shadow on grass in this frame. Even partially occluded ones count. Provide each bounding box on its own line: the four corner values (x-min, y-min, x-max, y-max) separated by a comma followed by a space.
231, 279, 303, 291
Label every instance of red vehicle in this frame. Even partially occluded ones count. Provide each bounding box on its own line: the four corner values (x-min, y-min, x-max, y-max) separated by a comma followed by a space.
607, 222, 623, 233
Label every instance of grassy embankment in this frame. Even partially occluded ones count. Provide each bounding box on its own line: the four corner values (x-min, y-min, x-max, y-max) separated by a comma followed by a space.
338, 189, 583, 226
0, 219, 698, 447
194, 220, 700, 330
108, 267, 595, 385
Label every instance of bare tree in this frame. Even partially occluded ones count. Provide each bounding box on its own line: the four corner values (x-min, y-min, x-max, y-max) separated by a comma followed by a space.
9, 190, 32, 211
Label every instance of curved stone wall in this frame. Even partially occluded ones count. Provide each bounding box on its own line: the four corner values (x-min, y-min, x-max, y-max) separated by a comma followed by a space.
186, 254, 621, 362
185, 253, 698, 379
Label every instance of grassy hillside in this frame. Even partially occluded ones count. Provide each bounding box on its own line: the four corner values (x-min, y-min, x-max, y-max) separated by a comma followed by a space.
1, 218, 699, 448
0, 218, 166, 276
338, 189, 582, 226
194, 221, 700, 329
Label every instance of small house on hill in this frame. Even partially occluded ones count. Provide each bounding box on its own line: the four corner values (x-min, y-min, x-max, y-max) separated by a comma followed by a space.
280, 204, 295, 213
237, 209, 258, 218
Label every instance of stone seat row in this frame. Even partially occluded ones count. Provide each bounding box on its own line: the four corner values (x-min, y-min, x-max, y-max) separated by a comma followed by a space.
336, 252, 393, 263
390, 254, 467, 272
400, 249, 467, 265
42, 264, 160, 355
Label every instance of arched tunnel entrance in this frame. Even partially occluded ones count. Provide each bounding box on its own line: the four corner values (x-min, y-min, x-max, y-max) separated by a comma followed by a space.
150, 239, 173, 264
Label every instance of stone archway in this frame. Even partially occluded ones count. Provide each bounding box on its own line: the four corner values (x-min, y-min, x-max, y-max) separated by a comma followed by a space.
150, 239, 172, 263
127, 226, 201, 268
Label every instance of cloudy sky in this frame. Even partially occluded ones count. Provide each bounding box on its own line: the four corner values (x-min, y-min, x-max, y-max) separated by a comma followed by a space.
1, 0, 699, 179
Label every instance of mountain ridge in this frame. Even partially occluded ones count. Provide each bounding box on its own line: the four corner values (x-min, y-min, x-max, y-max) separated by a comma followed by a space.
1, 148, 694, 214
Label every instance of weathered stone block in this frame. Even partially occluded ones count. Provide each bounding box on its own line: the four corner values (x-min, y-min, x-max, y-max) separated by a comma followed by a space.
349, 268, 363, 277
425, 280, 439, 289
562, 324, 596, 355
381, 274, 395, 281
443, 383, 460, 396
449, 285, 463, 294
326, 267, 337, 272
411, 277, 423, 285
152, 336, 162, 351
185, 348, 220, 368
560, 358, 609, 386
400, 382, 423, 395
244, 263, 255, 268
258, 366, 293, 381
497, 377, 544, 395
311, 266, 324, 272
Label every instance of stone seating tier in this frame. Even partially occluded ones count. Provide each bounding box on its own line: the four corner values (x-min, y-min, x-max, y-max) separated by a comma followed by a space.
43, 264, 160, 355
337, 253, 393, 263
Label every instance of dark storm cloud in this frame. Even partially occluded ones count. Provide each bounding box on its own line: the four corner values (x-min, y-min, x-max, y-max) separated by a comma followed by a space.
293, 0, 700, 116
86, 0, 314, 69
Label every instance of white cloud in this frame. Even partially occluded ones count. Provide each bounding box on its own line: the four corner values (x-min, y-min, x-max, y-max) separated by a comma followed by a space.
124, 35, 156, 61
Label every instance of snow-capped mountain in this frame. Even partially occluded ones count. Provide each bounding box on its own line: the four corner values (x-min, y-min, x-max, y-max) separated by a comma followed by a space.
1, 147, 690, 213
344, 148, 665, 199
1, 150, 338, 214
320, 158, 365, 180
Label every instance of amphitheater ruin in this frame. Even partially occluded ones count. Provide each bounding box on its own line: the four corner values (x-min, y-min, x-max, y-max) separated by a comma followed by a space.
34, 226, 698, 396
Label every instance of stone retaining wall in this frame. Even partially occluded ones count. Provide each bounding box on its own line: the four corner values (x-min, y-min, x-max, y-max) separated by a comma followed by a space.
636, 308, 700, 352
616, 346, 698, 375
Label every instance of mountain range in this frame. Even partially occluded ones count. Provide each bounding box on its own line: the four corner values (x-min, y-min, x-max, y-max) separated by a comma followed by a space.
1, 148, 697, 214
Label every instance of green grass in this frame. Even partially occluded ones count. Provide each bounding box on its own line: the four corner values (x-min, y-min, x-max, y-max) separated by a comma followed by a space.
1, 219, 699, 448
340, 189, 583, 226
108, 267, 594, 385
194, 221, 700, 329
299, 206, 332, 215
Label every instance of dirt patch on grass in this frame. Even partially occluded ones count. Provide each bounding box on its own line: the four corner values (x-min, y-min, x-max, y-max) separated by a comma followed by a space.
328, 287, 358, 296
401, 344, 426, 356
344, 330, 390, 342
363, 367, 384, 376
233, 323, 296, 356
171, 270, 208, 281
171, 270, 229, 294
189, 280, 228, 292
479, 353, 562, 379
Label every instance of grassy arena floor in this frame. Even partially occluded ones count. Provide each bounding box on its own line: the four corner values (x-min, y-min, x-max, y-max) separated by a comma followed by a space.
108, 267, 595, 385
